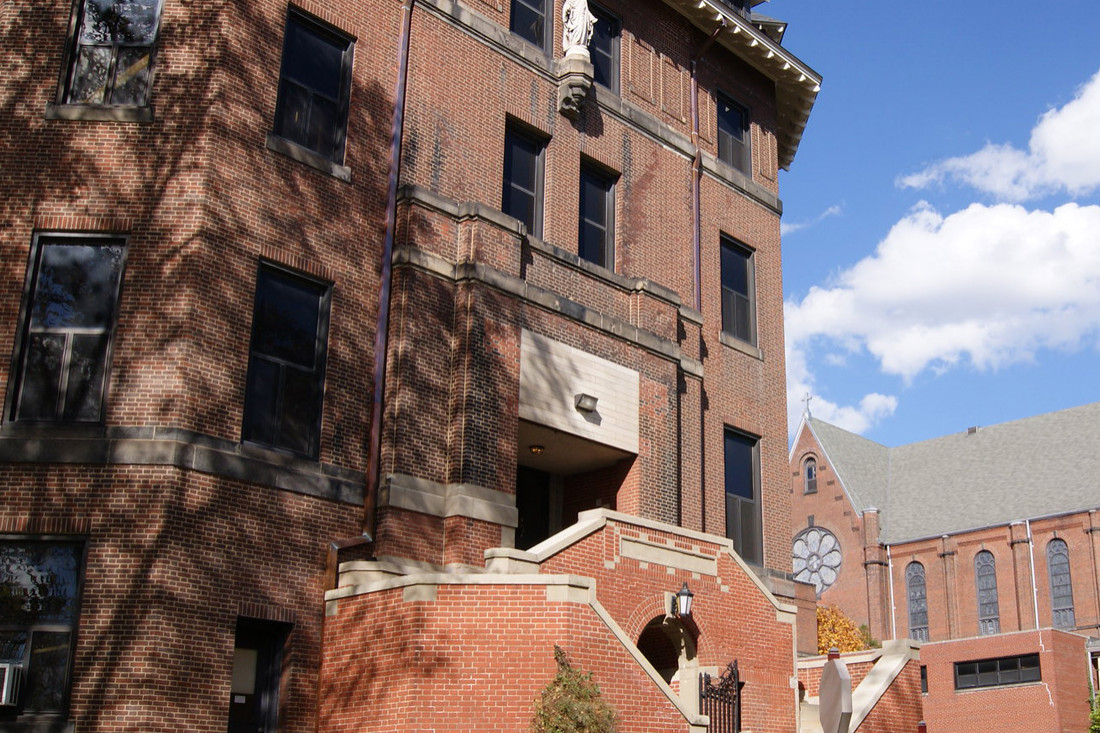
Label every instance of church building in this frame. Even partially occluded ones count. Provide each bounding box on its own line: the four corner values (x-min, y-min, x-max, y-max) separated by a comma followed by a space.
790, 403, 1100, 732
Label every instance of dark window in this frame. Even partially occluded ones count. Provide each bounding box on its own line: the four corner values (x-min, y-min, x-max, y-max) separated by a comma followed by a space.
273, 10, 354, 164
1047, 539, 1074, 629
955, 654, 1040, 690
0, 540, 84, 714
578, 162, 615, 269
228, 618, 290, 733
717, 92, 750, 174
920, 665, 928, 694
589, 5, 620, 93
61, 0, 164, 106
906, 562, 929, 642
9, 236, 126, 424
724, 428, 761, 565
242, 266, 331, 458
502, 124, 545, 238
803, 458, 817, 494
509, 0, 549, 49
720, 236, 756, 345
975, 550, 1000, 635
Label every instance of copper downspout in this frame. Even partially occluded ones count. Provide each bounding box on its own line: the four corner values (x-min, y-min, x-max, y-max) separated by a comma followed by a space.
689, 20, 725, 533
363, 0, 415, 542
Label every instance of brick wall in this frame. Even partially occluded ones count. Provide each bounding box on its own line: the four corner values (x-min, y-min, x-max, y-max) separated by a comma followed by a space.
0, 464, 360, 732
1, 0, 808, 730
789, 425, 875, 633
321, 582, 694, 733
797, 650, 923, 733
921, 629, 1090, 733
324, 512, 800, 733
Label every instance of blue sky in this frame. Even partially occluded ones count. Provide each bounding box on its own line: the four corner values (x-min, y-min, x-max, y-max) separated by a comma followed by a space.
772, 0, 1100, 446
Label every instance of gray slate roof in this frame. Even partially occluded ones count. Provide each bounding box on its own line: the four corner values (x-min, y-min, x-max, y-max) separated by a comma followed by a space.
805, 402, 1100, 544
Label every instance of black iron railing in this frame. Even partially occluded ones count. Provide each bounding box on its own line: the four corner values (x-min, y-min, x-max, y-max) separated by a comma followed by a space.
700, 661, 741, 733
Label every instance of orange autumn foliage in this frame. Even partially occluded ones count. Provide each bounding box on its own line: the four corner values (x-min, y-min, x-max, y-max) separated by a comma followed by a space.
816, 605, 868, 655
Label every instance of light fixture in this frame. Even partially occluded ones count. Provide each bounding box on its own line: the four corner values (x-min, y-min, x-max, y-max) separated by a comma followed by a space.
671, 582, 694, 618
529, 445, 545, 455
574, 393, 598, 413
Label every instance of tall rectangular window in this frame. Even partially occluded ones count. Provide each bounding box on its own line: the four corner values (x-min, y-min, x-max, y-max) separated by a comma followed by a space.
9, 236, 126, 423
1047, 539, 1075, 629
228, 618, 290, 733
724, 428, 761, 565
906, 562, 929, 642
589, 5, 620, 93
502, 124, 545, 238
242, 265, 331, 458
0, 540, 84, 715
720, 236, 756, 345
975, 550, 1000, 636
578, 162, 615, 269
717, 92, 750, 175
272, 10, 354, 164
509, 0, 549, 50
61, 0, 164, 107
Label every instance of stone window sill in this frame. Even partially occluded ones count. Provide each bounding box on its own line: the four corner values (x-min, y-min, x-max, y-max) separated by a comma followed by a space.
265, 133, 351, 182
45, 103, 154, 123
719, 330, 763, 360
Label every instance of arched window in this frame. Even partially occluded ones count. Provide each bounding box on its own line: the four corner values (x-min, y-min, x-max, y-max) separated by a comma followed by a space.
906, 562, 928, 641
803, 457, 817, 494
1047, 539, 1074, 629
975, 551, 1000, 635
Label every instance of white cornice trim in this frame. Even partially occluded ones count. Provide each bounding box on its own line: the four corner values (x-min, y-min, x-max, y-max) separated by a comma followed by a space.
661, 0, 822, 170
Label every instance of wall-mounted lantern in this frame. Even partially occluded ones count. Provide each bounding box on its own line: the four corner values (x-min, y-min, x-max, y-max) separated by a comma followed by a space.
671, 582, 694, 618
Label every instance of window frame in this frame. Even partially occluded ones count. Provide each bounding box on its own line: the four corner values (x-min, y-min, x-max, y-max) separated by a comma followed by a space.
716, 91, 751, 175
954, 654, 1041, 690
723, 427, 762, 565
270, 8, 355, 170
589, 4, 621, 94
6, 233, 128, 426
241, 263, 332, 460
578, 159, 616, 270
975, 550, 1000, 636
509, 0, 551, 51
0, 536, 87, 717
720, 235, 757, 346
803, 457, 817, 494
905, 561, 929, 642
501, 122, 547, 239
48, 0, 165, 121
1047, 538, 1075, 629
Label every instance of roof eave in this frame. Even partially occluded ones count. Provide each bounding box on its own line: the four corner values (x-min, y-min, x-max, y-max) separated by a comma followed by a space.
662, 0, 822, 170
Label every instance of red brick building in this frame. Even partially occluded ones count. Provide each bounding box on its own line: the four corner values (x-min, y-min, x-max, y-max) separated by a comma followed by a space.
0, 0, 822, 731
790, 404, 1100, 732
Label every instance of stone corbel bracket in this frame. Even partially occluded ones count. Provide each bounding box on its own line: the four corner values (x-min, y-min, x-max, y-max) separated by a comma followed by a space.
555, 50, 594, 119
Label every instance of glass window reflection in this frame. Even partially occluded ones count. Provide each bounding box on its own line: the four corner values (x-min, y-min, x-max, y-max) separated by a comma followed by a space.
0, 541, 83, 714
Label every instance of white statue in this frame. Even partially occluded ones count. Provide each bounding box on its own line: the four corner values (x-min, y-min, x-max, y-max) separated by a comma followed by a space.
562, 0, 596, 58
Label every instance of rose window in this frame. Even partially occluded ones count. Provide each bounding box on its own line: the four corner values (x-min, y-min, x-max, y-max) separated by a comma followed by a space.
792, 526, 842, 597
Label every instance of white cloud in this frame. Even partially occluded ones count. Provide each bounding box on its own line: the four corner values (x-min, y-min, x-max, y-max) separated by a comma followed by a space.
781, 204, 842, 236
786, 201, 1100, 436
898, 68, 1100, 201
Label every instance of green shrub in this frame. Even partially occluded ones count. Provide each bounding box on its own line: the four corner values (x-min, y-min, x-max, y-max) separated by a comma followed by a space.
858, 624, 882, 649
